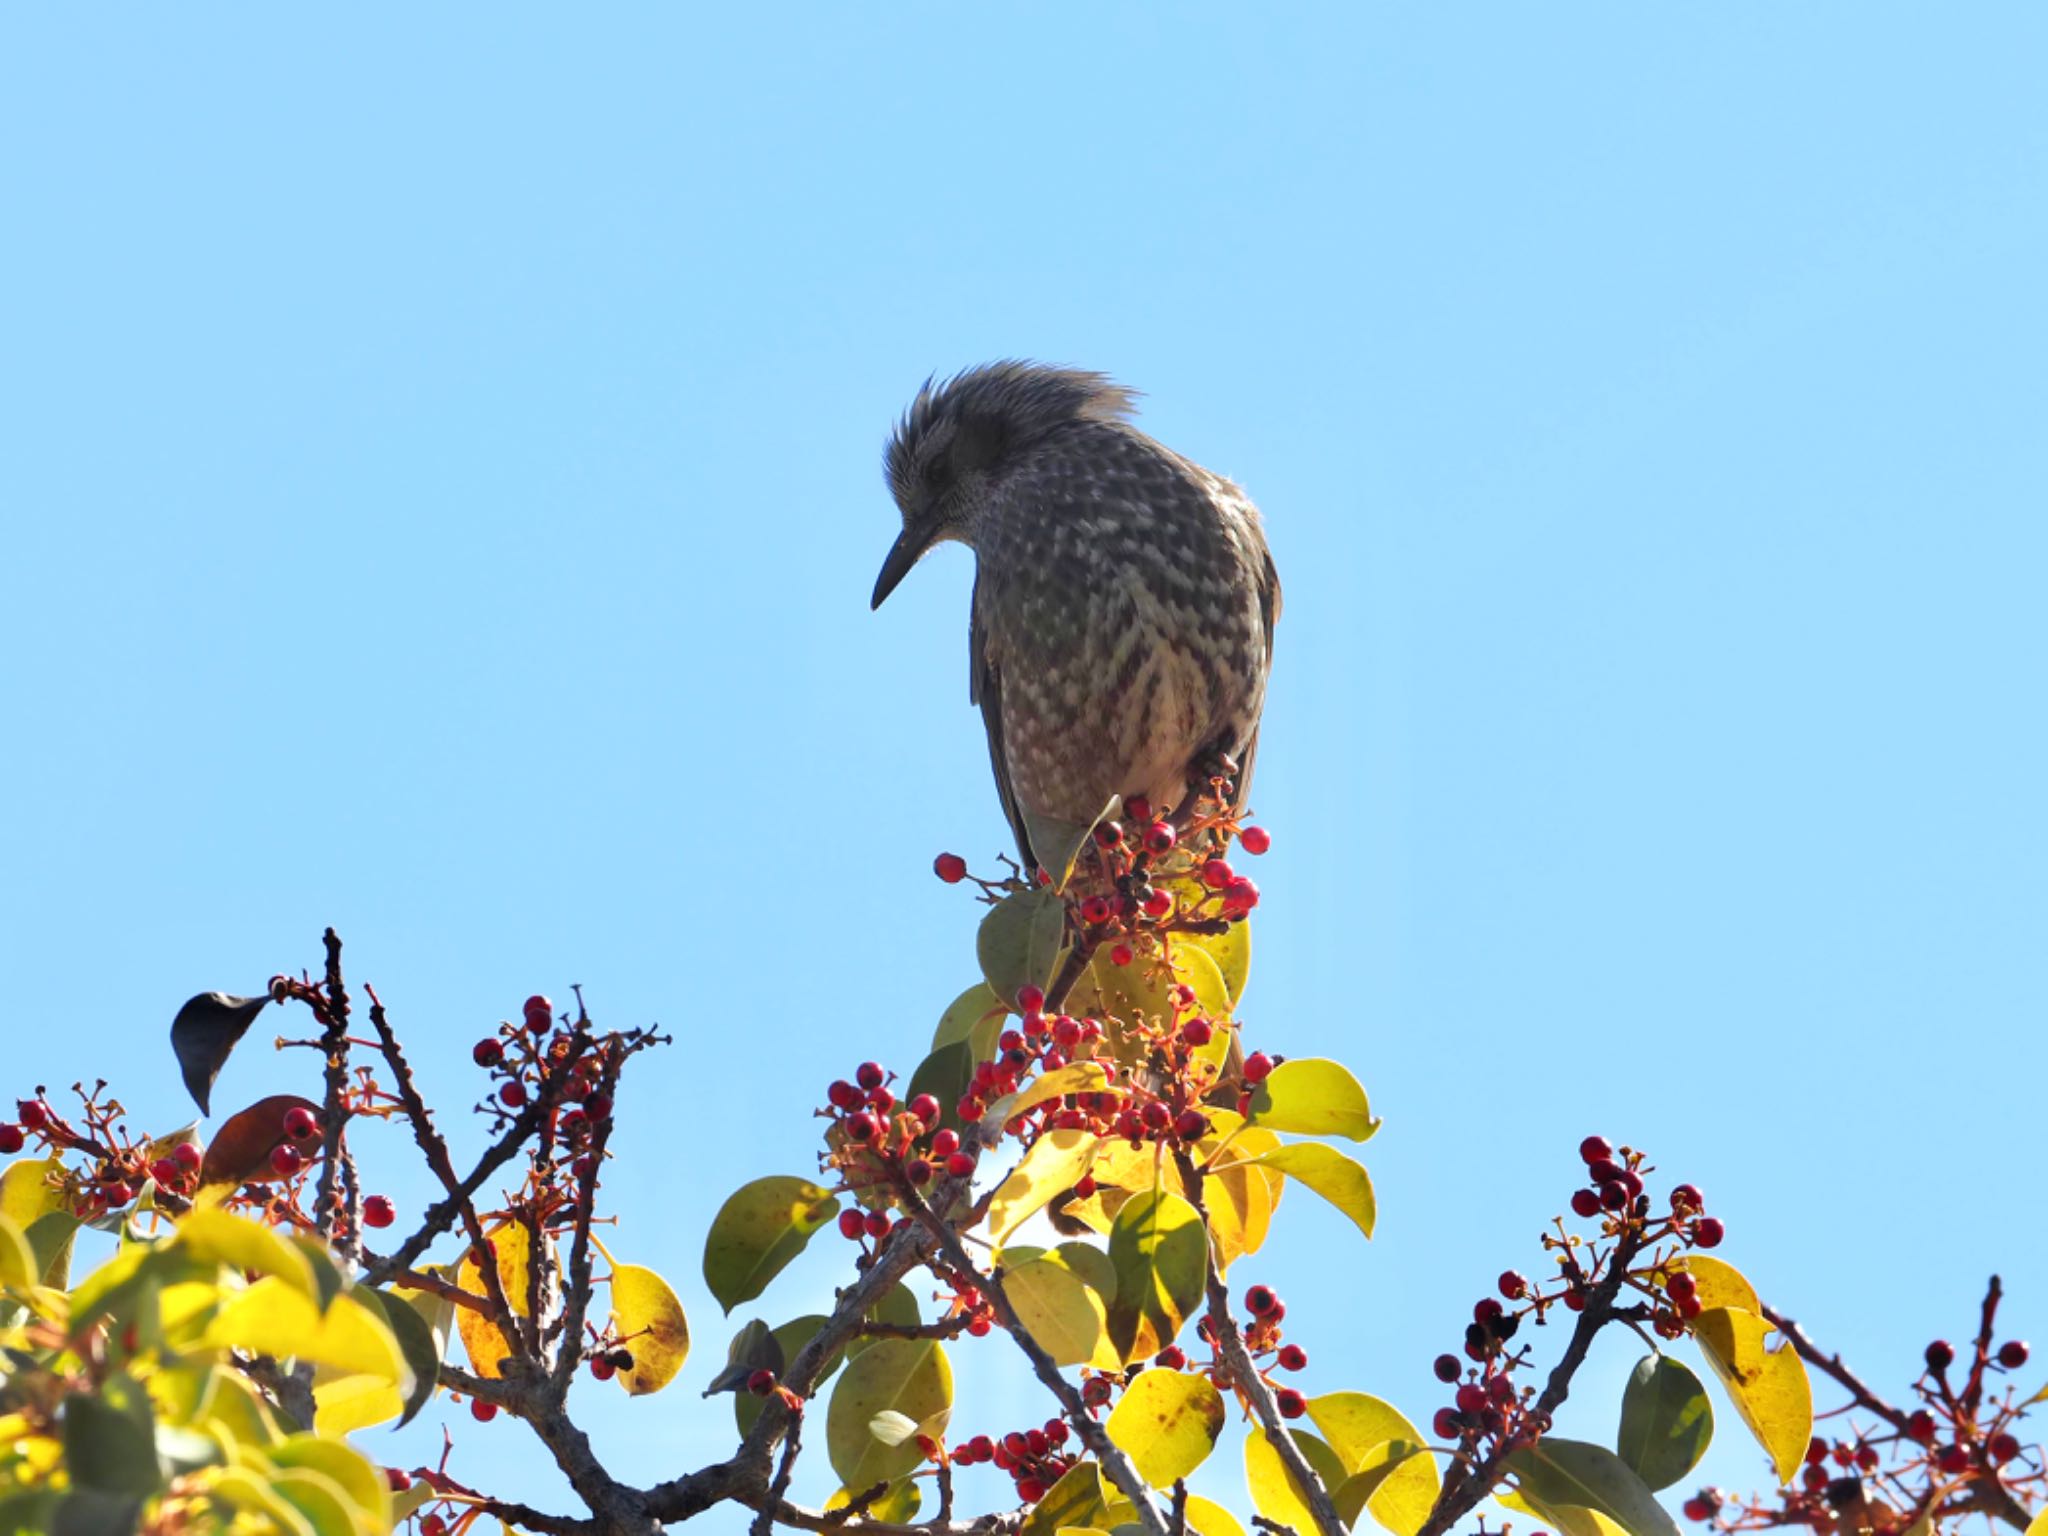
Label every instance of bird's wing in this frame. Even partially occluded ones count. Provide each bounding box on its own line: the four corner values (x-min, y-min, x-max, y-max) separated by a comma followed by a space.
970, 567, 1036, 869
1231, 541, 1283, 818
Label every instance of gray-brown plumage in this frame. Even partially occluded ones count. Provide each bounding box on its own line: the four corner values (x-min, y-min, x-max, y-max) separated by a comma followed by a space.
871, 362, 1280, 875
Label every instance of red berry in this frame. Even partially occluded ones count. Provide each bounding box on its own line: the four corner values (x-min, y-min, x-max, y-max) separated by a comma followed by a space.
0, 1124, 28, 1155
1273, 1387, 1308, 1420
1906, 1410, 1937, 1443
1693, 1216, 1725, 1247
1222, 876, 1260, 913
1806, 1436, 1829, 1466
1182, 1018, 1214, 1048
1579, 1136, 1613, 1164
1110, 943, 1134, 966
841, 1111, 881, 1142
1243, 1052, 1274, 1085
384, 1468, 412, 1492
1999, 1340, 2030, 1368
1925, 1340, 1955, 1372
1016, 985, 1045, 1014
362, 1194, 396, 1229
471, 1397, 498, 1422
933, 853, 968, 883
1155, 1346, 1186, 1370
1016, 1478, 1047, 1503
1498, 1271, 1528, 1300
1570, 1188, 1603, 1218
1990, 1432, 2021, 1465
472, 1037, 506, 1069
523, 994, 553, 1024
1238, 826, 1271, 856
1473, 1298, 1504, 1325
171, 1141, 203, 1172
1201, 858, 1234, 890
1666, 1271, 1698, 1303
1682, 1498, 1713, 1523
827, 1079, 863, 1110
747, 1368, 777, 1396
1245, 1285, 1278, 1316
837, 1209, 866, 1240
1141, 1100, 1172, 1131
499, 1081, 528, 1109
1278, 1344, 1308, 1371
1670, 1183, 1703, 1213
856, 1061, 886, 1091
104, 1181, 134, 1206
1080, 896, 1114, 925
16, 1101, 49, 1132
283, 1106, 319, 1140
268, 1145, 303, 1178
149, 1157, 179, 1187
1599, 1181, 1629, 1211
1434, 1354, 1462, 1383
422, 1517, 447, 1536
931, 1128, 961, 1158
1144, 821, 1177, 855
589, 1353, 615, 1380
1124, 795, 1153, 825
907, 1093, 941, 1126
1936, 1444, 1970, 1475
1174, 1109, 1209, 1142
1141, 886, 1173, 918
864, 1210, 891, 1239
1855, 1445, 1879, 1471
1433, 1408, 1465, 1440
1456, 1383, 1487, 1414
946, 1152, 976, 1178
1092, 821, 1124, 849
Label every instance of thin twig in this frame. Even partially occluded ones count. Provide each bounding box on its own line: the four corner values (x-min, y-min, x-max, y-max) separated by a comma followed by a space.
1759, 1304, 1911, 1433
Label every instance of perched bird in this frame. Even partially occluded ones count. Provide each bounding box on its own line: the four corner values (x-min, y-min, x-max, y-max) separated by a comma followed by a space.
871, 362, 1279, 879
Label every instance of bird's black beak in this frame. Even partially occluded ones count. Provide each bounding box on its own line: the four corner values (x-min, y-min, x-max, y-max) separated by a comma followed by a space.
870, 527, 927, 610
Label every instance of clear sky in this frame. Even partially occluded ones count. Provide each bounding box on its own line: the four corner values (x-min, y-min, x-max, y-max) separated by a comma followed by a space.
3, 6, 2043, 1529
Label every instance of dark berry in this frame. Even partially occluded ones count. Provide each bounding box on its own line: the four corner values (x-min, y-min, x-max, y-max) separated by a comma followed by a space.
1433, 1354, 1462, 1383
1936, 1445, 1970, 1475
1999, 1340, 2030, 1369
1599, 1181, 1629, 1211
1693, 1217, 1725, 1247
933, 853, 968, 884
1990, 1432, 2020, 1465
0, 1125, 25, 1155
1579, 1135, 1612, 1164
1670, 1183, 1703, 1213
841, 1111, 881, 1142
473, 1039, 504, 1068
1806, 1437, 1829, 1466
856, 1061, 886, 1091
1433, 1408, 1465, 1440
16, 1101, 49, 1131
1587, 1158, 1624, 1184
1924, 1340, 1955, 1373
1174, 1109, 1209, 1142
1498, 1270, 1529, 1300
827, 1080, 863, 1111
1906, 1410, 1936, 1444
1570, 1188, 1603, 1219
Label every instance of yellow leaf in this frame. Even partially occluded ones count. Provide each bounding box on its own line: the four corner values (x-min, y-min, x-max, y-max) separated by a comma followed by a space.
609, 1263, 690, 1396
0, 1157, 68, 1227
206, 1280, 409, 1391
1244, 1425, 1350, 1535
825, 1479, 920, 1523
1104, 1190, 1208, 1364
207, 1466, 319, 1536
986, 1062, 1116, 1128
1304, 1392, 1440, 1536
1199, 1119, 1282, 1271
1693, 1306, 1812, 1486
1161, 878, 1250, 1008
312, 1374, 403, 1436
174, 1208, 318, 1297
1004, 1257, 1107, 1368
2023, 1509, 2047, 1536
0, 1213, 33, 1290
1676, 1255, 1759, 1315
1106, 1367, 1225, 1486
1218, 1142, 1374, 1240
457, 1221, 551, 1378
1246, 1058, 1380, 1141
271, 1435, 392, 1533
1184, 1495, 1249, 1536
989, 1130, 1103, 1246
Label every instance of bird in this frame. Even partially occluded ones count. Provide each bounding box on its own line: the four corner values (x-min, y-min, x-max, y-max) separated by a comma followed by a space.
871, 362, 1279, 882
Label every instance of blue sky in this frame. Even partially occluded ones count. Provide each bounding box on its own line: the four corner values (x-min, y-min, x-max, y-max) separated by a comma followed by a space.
3, 5, 2043, 1528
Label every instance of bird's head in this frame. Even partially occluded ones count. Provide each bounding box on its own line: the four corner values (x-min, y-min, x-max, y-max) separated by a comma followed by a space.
871, 361, 1138, 608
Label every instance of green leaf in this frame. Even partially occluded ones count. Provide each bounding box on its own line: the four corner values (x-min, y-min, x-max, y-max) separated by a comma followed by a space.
48, 1490, 143, 1536
1106, 1368, 1225, 1486
706, 1317, 784, 1398
932, 982, 1008, 1054
907, 1042, 978, 1134
26, 1212, 80, 1288
1026, 797, 1118, 892
977, 887, 1067, 1005
268, 1467, 361, 1536
1246, 1058, 1380, 1141
1216, 1142, 1374, 1240
1616, 1355, 1714, 1491
1047, 1239, 1118, 1305
63, 1389, 160, 1497
701, 1176, 840, 1313
824, 1338, 952, 1490
1244, 1425, 1349, 1535
270, 1436, 391, 1533
1304, 1392, 1439, 1536
1692, 1307, 1812, 1486
736, 1315, 832, 1436
990, 1129, 1102, 1246
609, 1263, 690, 1396
1507, 1437, 1680, 1536
849, 1281, 922, 1361
0, 1214, 33, 1290
365, 1287, 444, 1429
1004, 1257, 1107, 1368
1021, 1460, 1114, 1536
1104, 1190, 1208, 1364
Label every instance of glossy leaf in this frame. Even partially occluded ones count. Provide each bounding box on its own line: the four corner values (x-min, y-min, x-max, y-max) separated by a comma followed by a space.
977, 887, 1067, 1005
1246, 1058, 1380, 1141
368, 1286, 444, 1429
702, 1176, 840, 1313
173, 1208, 317, 1297
1183, 1496, 1249, 1536
1245, 1425, 1350, 1535
1104, 1189, 1207, 1364
824, 1338, 952, 1490
1198, 1120, 1282, 1270
1617, 1354, 1714, 1490
933, 982, 1008, 1054
1218, 1142, 1374, 1240
1106, 1368, 1225, 1485
269, 1466, 361, 1536
907, 1042, 978, 1134
1005, 1257, 1107, 1367
169, 992, 272, 1114
197, 1095, 325, 1189
1507, 1437, 1680, 1536
1692, 1306, 1812, 1486
990, 1129, 1102, 1246
610, 1263, 690, 1395
1021, 1460, 1115, 1536
1305, 1392, 1439, 1536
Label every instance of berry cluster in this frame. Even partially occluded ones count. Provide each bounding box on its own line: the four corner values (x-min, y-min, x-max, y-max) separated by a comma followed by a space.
952, 1417, 1075, 1503
473, 994, 615, 1185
